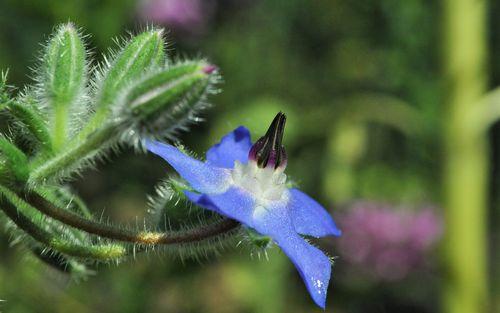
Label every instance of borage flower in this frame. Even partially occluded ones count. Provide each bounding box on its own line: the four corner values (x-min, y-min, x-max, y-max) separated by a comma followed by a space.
146, 112, 341, 308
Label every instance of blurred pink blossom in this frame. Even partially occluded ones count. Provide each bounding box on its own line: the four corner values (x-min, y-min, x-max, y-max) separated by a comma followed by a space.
336, 202, 443, 281
139, 0, 215, 35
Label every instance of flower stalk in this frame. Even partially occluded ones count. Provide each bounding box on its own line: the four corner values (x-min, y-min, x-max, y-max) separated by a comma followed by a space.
26, 190, 240, 245
0, 185, 128, 261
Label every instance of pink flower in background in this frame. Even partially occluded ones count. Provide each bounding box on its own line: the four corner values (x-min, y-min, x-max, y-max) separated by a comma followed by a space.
139, 0, 215, 35
336, 202, 442, 281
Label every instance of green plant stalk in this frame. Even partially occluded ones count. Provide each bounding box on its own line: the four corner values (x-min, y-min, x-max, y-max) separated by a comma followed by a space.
0, 185, 127, 260
27, 191, 240, 244
29, 123, 116, 184
442, 0, 489, 312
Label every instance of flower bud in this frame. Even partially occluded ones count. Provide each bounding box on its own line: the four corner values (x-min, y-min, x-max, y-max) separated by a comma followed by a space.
80, 29, 166, 138
42, 23, 86, 150
121, 60, 218, 139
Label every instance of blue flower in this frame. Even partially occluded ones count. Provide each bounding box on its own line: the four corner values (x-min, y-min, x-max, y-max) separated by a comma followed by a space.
146, 112, 341, 308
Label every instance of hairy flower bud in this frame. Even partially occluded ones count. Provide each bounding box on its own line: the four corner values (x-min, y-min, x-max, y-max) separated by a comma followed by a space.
80, 29, 166, 138
42, 23, 86, 150
112, 60, 219, 144
29, 30, 218, 183
128, 62, 214, 117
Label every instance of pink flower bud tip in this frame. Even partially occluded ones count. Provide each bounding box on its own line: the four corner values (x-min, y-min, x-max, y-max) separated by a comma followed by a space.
202, 64, 217, 74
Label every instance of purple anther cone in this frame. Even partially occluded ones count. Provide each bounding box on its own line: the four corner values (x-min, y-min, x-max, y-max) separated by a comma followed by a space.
248, 112, 288, 169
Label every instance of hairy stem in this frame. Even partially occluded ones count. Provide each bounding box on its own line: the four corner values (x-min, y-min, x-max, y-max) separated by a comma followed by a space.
27, 191, 240, 244
0, 190, 127, 260
28, 123, 116, 184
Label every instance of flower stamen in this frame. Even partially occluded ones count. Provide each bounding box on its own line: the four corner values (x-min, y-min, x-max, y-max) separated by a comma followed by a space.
248, 112, 287, 169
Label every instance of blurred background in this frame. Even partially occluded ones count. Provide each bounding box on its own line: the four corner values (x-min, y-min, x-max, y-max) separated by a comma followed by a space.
0, 0, 498, 312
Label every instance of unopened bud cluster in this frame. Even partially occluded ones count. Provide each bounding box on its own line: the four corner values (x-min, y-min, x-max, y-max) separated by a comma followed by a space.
0, 23, 223, 278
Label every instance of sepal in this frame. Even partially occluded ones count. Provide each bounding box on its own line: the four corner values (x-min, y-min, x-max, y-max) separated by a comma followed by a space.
244, 227, 273, 250
0, 136, 29, 183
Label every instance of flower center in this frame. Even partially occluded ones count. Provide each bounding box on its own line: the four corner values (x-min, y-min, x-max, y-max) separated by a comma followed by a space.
231, 160, 288, 203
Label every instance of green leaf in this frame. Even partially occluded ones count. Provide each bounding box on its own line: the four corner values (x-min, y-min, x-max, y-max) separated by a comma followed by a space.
42, 23, 87, 151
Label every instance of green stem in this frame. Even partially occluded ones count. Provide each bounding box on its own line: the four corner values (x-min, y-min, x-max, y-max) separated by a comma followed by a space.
28, 124, 116, 184
0, 187, 127, 261
28, 191, 240, 245
442, 0, 489, 312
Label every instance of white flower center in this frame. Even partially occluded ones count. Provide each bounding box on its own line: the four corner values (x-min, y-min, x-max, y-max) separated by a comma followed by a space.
231, 161, 288, 204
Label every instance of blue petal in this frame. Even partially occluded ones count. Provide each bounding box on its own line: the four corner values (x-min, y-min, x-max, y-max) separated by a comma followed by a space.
288, 188, 342, 238
184, 188, 332, 308
146, 140, 231, 194
206, 126, 252, 168
183, 191, 222, 215
184, 187, 256, 225
252, 202, 332, 309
